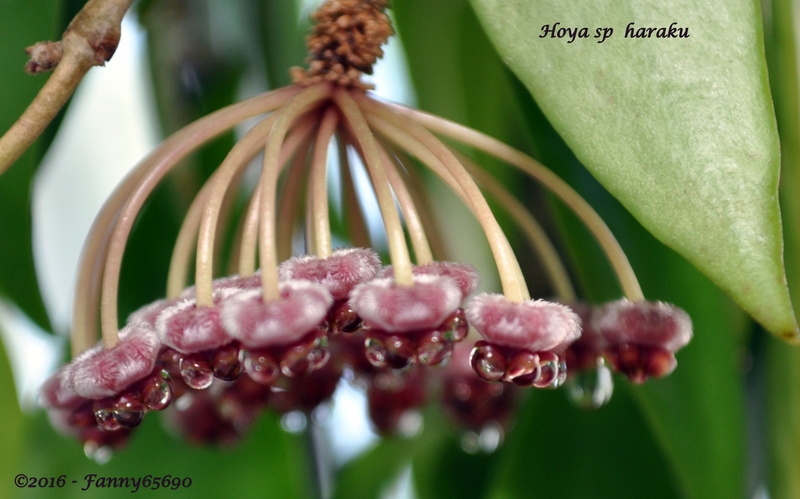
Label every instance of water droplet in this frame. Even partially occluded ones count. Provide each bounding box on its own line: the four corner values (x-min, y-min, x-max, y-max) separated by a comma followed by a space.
307, 335, 330, 370
280, 410, 308, 434
460, 421, 504, 454
84, 441, 112, 464
567, 360, 614, 409
533, 352, 564, 389
477, 421, 504, 452
112, 394, 145, 428
505, 351, 539, 381
470, 342, 506, 381
384, 334, 415, 369
141, 370, 173, 410
93, 399, 121, 431
395, 410, 423, 438
213, 344, 242, 381
307, 344, 330, 370
417, 330, 449, 365
281, 343, 313, 377
365, 337, 388, 368
243, 349, 280, 385
179, 354, 214, 389
442, 308, 468, 342
333, 301, 361, 333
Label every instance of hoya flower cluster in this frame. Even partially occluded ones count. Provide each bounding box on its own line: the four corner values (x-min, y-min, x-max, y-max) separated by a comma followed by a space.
38, 0, 692, 460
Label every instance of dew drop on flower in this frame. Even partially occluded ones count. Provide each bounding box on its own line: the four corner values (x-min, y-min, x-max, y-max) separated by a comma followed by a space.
307, 342, 331, 371
566, 360, 614, 410
417, 330, 448, 365
533, 353, 565, 389
212, 344, 243, 381
140, 370, 173, 411
505, 351, 539, 381
112, 394, 145, 428
179, 354, 215, 389
281, 343, 313, 377
93, 398, 121, 431
384, 334, 416, 369
242, 350, 280, 385
365, 337, 388, 368
470, 343, 507, 382
333, 301, 361, 333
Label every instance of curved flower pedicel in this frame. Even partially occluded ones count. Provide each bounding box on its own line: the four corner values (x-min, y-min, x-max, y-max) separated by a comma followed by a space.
35, 0, 696, 459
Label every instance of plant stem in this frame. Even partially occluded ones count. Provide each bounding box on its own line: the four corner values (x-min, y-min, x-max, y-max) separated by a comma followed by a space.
336, 89, 414, 286
309, 108, 339, 259
258, 84, 332, 302
374, 139, 433, 264
394, 104, 645, 302
93, 87, 298, 351
362, 99, 529, 303
0, 0, 134, 175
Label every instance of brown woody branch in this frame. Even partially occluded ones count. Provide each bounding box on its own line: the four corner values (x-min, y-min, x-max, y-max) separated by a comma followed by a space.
0, 0, 134, 175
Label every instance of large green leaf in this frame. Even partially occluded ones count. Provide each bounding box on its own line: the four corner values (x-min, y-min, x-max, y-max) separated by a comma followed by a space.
0, 0, 63, 332
470, 0, 798, 340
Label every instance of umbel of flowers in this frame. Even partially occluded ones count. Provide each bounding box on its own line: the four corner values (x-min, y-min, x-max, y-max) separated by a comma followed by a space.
38, 0, 692, 460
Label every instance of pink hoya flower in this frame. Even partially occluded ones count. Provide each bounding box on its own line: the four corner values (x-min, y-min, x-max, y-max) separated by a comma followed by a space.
466, 294, 581, 353
348, 274, 468, 368
466, 294, 581, 388
378, 261, 480, 298
155, 298, 233, 354
220, 280, 333, 348
592, 299, 692, 383
279, 247, 382, 300
350, 274, 462, 332
69, 324, 161, 400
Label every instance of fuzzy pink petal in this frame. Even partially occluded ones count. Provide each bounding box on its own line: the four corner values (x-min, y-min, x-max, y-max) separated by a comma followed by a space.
70, 324, 161, 399
349, 275, 462, 332
379, 261, 480, 298
592, 299, 692, 351
126, 298, 173, 328
179, 273, 262, 300
279, 248, 382, 300
39, 365, 81, 409
155, 298, 233, 353
220, 280, 333, 348
466, 294, 581, 351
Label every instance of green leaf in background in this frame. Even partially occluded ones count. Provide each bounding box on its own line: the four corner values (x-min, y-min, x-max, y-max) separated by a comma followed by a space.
19, 411, 311, 499
0, 330, 24, 499
0, 0, 63, 333
762, 0, 800, 496
469, 0, 799, 341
